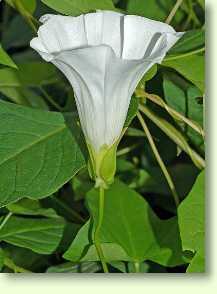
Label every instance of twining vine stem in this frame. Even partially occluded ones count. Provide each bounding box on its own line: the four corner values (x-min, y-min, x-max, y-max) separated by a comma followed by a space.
139, 104, 205, 169
0, 211, 13, 230
13, 0, 38, 33
94, 185, 109, 273
136, 89, 205, 138
137, 112, 179, 207
4, 257, 32, 273
164, 47, 205, 61
165, 0, 183, 24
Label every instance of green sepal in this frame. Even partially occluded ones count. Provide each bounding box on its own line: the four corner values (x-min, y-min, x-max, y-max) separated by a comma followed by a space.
87, 142, 118, 188
99, 143, 117, 186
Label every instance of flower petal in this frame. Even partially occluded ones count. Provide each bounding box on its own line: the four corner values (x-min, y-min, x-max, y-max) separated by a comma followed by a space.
85, 11, 123, 57
38, 14, 87, 54
53, 46, 112, 150
30, 12, 184, 152
84, 12, 103, 46
52, 45, 153, 151
31, 12, 184, 62
30, 37, 53, 61
122, 15, 182, 60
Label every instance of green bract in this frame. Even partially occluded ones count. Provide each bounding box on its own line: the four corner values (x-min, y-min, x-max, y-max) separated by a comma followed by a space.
87, 142, 118, 188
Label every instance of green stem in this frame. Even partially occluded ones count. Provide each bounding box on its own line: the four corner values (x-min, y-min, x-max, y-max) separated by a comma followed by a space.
117, 143, 140, 156
134, 261, 140, 273
94, 186, 109, 273
165, 0, 183, 24
52, 196, 85, 223
136, 90, 205, 138
181, 0, 201, 27
164, 47, 205, 62
13, 0, 38, 33
4, 257, 31, 273
183, 11, 192, 30
188, 1, 201, 26
0, 212, 13, 230
137, 112, 179, 207
39, 87, 63, 112
139, 104, 205, 170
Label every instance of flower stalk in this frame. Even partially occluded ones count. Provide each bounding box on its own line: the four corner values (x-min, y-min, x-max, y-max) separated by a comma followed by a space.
94, 185, 109, 273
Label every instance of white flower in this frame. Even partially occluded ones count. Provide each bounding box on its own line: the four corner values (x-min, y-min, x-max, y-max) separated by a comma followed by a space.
30, 11, 183, 185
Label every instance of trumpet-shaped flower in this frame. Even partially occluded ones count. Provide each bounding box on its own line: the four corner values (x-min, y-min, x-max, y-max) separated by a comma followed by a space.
30, 11, 183, 186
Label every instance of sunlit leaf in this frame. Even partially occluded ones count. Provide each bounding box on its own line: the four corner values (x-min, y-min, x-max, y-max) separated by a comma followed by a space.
0, 101, 85, 207
162, 55, 205, 92
178, 171, 205, 272
41, 0, 116, 16
0, 44, 17, 69
64, 180, 184, 266
5, 0, 37, 14
0, 216, 65, 254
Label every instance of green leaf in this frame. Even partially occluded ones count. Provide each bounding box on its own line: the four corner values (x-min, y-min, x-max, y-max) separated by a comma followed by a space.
125, 127, 145, 138
2, 15, 33, 49
131, 163, 199, 212
63, 220, 130, 262
168, 30, 205, 55
3, 245, 49, 272
41, 0, 116, 16
71, 170, 93, 201
0, 216, 65, 254
0, 62, 59, 107
64, 180, 184, 266
124, 96, 139, 127
137, 64, 158, 88
109, 261, 127, 273
83, 243, 130, 262
0, 62, 59, 106
0, 87, 49, 109
197, 0, 205, 9
139, 103, 205, 169
109, 261, 149, 273
7, 199, 59, 218
0, 44, 17, 69
178, 171, 205, 272
5, 0, 37, 14
0, 248, 4, 271
46, 261, 100, 273
162, 54, 205, 93
186, 247, 204, 273
126, 0, 183, 22
0, 101, 85, 207
0, 62, 58, 88
63, 221, 90, 261
163, 75, 204, 152
88, 180, 184, 265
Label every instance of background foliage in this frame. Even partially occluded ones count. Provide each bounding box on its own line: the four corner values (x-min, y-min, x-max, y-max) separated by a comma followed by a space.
0, 0, 205, 273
